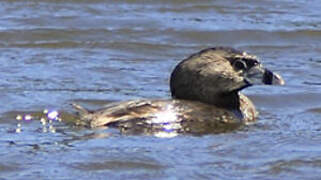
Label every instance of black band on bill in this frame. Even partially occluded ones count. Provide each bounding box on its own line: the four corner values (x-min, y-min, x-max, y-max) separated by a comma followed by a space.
263, 69, 274, 84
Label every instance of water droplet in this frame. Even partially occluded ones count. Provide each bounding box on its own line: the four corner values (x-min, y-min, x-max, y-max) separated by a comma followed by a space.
50, 128, 56, 133
47, 110, 59, 120
16, 115, 22, 121
43, 109, 48, 114
15, 128, 21, 133
40, 118, 46, 125
49, 125, 56, 133
24, 114, 32, 121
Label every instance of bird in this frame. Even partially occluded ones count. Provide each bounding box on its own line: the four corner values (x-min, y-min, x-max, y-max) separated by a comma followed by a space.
72, 47, 284, 135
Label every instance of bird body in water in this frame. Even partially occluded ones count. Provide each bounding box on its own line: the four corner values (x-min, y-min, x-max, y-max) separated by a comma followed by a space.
72, 47, 284, 134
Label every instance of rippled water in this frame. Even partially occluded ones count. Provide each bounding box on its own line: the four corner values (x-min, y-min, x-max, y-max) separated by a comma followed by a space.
1, 0, 321, 179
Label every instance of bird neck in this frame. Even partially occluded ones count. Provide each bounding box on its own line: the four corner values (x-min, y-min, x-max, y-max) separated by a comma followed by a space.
209, 91, 241, 110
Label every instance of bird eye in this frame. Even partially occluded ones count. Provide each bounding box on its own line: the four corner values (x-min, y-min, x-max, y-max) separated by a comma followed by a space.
233, 60, 247, 70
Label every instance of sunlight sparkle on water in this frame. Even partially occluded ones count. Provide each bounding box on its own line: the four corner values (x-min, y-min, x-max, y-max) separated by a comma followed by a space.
147, 104, 181, 137
154, 131, 178, 138
14, 109, 61, 134
24, 114, 32, 121
149, 104, 178, 124
47, 110, 59, 120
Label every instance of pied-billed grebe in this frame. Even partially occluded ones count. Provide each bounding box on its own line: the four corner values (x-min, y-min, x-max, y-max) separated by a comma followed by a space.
72, 47, 284, 134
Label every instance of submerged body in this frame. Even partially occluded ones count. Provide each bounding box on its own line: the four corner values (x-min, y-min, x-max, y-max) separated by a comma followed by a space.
73, 93, 256, 134
72, 47, 284, 134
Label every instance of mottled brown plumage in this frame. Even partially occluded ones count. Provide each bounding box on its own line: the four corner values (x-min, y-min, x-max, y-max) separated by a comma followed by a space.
72, 47, 284, 135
